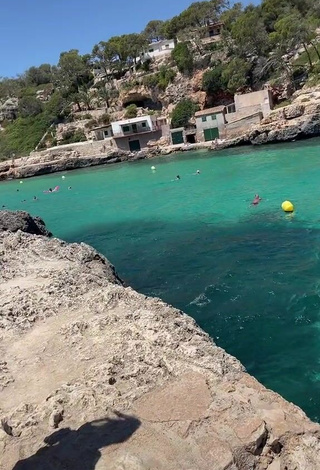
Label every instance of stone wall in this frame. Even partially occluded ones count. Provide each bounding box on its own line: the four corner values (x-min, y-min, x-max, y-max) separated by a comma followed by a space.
222, 112, 263, 139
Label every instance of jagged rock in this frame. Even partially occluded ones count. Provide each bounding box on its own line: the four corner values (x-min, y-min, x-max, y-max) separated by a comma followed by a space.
0, 211, 52, 237
49, 410, 64, 429
1, 225, 320, 469
267, 125, 300, 142
283, 104, 305, 120
251, 132, 268, 145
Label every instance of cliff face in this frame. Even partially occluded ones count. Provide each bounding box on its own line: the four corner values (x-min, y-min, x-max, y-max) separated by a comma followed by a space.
1, 213, 320, 469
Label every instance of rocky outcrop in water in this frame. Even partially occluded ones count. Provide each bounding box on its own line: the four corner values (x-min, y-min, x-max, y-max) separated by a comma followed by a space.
1, 211, 320, 469
0, 146, 158, 181
0, 210, 52, 237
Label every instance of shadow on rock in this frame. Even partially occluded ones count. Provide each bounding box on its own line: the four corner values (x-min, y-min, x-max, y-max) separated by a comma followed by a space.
13, 412, 141, 470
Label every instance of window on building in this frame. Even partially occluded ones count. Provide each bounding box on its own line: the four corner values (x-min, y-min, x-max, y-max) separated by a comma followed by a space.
123, 125, 130, 132
202, 116, 207, 122
141, 122, 146, 128
104, 130, 109, 138
149, 49, 154, 53
165, 44, 169, 48
211, 114, 217, 120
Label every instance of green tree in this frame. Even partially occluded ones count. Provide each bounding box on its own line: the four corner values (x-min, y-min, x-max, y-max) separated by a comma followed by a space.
221, 2, 243, 31
56, 50, 93, 111
261, 0, 292, 32
18, 95, 43, 117
221, 58, 251, 92
162, 0, 228, 39
171, 99, 198, 128
171, 42, 194, 75
270, 11, 318, 69
25, 64, 53, 86
144, 20, 164, 42
92, 41, 116, 75
230, 8, 270, 58
202, 63, 226, 94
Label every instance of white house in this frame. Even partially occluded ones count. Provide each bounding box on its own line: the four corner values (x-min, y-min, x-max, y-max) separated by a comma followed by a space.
139, 39, 175, 61
111, 115, 168, 152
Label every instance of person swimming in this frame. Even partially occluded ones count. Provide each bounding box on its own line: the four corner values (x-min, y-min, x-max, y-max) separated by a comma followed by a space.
176, 175, 181, 180
196, 170, 200, 174
68, 186, 72, 190
252, 194, 262, 205
33, 196, 38, 201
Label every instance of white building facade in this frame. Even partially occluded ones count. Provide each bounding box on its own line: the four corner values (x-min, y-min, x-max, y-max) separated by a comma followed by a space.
111, 115, 168, 152
139, 39, 175, 61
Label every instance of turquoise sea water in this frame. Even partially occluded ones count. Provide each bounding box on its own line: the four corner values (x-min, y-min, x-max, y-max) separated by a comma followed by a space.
2, 140, 320, 421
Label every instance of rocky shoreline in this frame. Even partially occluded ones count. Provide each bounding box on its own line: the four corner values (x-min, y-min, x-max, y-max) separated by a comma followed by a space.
220, 87, 320, 149
1, 211, 320, 469
2, 87, 320, 181
0, 141, 214, 181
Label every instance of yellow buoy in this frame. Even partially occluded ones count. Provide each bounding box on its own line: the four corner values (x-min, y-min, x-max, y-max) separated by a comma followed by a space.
282, 201, 294, 213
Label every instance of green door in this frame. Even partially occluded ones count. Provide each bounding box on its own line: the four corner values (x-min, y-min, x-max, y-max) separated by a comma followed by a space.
204, 127, 219, 141
129, 139, 141, 152
171, 131, 184, 145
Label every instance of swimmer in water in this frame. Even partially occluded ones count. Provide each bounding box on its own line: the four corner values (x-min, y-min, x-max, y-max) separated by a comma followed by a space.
252, 194, 262, 205
33, 196, 38, 201
48, 188, 53, 192
176, 175, 181, 180
68, 186, 72, 190
196, 170, 200, 174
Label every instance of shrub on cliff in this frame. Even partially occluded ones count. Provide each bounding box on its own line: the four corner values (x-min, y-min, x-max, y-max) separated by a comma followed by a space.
60, 129, 86, 145
98, 113, 111, 125
171, 99, 198, 128
143, 67, 176, 91
171, 42, 194, 75
125, 104, 138, 118
202, 64, 226, 95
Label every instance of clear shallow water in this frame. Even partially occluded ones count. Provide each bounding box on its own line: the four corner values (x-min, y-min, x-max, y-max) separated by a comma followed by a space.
2, 140, 320, 421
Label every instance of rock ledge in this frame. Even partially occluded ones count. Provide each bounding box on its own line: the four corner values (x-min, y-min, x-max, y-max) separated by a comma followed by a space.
0, 212, 320, 469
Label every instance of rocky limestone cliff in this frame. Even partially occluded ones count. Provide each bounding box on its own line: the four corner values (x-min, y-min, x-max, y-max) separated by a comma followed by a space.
1, 212, 320, 469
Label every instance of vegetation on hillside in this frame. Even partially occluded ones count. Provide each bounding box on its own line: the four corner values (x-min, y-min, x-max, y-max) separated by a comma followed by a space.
1, 0, 320, 158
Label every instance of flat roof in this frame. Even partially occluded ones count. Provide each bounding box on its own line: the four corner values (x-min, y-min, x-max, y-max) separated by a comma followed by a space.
170, 127, 184, 132
195, 106, 226, 117
92, 125, 112, 131
111, 116, 151, 126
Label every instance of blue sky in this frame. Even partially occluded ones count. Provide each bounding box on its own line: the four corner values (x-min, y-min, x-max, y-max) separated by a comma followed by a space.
0, 0, 258, 77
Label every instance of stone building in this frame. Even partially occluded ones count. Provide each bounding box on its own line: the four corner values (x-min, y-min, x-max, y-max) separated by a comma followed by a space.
195, 106, 226, 142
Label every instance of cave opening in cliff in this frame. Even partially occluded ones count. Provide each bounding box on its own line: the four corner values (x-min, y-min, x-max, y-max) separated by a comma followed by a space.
124, 98, 162, 111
